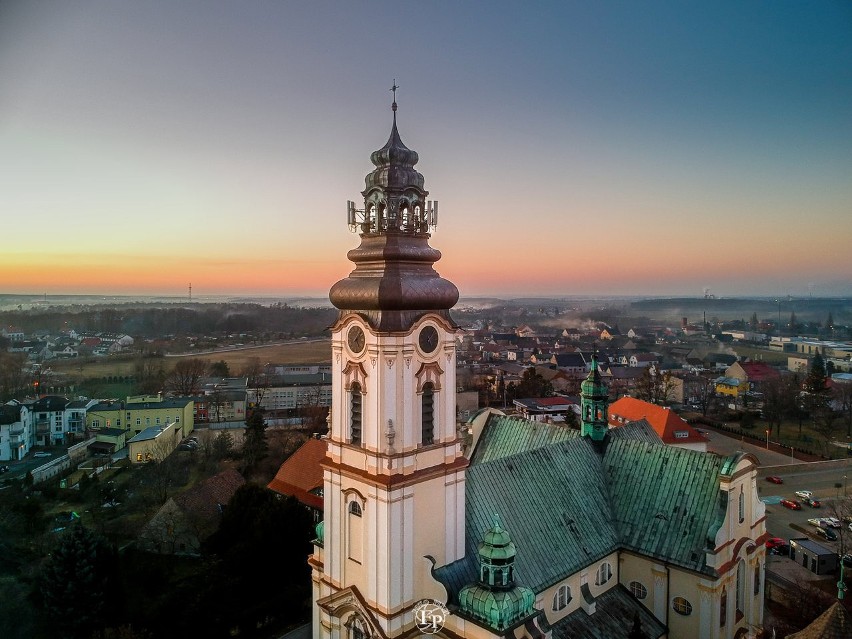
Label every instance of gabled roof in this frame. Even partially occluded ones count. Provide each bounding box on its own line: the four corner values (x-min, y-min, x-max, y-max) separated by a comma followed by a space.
267, 437, 327, 510
608, 397, 708, 445
738, 361, 781, 382
550, 585, 666, 639
172, 468, 245, 538
786, 601, 851, 639
435, 416, 726, 603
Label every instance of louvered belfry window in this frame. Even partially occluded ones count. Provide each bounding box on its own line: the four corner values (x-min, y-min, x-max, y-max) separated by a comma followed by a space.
350, 382, 362, 445
421, 382, 434, 445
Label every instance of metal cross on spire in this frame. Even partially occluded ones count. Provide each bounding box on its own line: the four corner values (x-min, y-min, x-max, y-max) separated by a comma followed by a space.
390, 80, 399, 112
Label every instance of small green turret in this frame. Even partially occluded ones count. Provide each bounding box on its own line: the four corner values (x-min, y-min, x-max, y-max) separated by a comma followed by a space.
580, 354, 609, 441
458, 515, 536, 632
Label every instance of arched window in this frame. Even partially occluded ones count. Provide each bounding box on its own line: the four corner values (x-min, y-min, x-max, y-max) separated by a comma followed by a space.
552, 584, 571, 611
720, 586, 727, 626
738, 487, 745, 523
736, 560, 745, 616
629, 581, 647, 600
595, 562, 612, 586
348, 500, 363, 563
753, 564, 761, 595
350, 382, 362, 445
348, 501, 362, 516
672, 597, 692, 616
422, 382, 434, 445
349, 616, 367, 639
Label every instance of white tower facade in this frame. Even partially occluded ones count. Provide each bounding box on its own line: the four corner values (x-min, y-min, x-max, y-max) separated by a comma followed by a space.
312, 98, 466, 639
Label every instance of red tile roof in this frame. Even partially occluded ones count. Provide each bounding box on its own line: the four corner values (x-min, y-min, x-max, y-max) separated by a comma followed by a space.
608, 397, 708, 445
739, 362, 781, 382
267, 437, 327, 510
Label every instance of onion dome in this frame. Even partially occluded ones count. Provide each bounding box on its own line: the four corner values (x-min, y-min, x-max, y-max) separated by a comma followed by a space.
365, 113, 425, 193
330, 96, 458, 331
581, 354, 607, 399
314, 520, 324, 545
458, 516, 536, 632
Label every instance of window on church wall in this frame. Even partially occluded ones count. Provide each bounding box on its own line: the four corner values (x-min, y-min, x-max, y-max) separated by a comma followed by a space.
736, 560, 745, 618
349, 616, 367, 639
672, 597, 692, 616
347, 500, 363, 563
629, 581, 647, 600
422, 382, 434, 445
720, 587, 727, 626
738, 487, 744, 523
753, 564, 760, 595
350, 383, 362, 445
595, 562, 612, 586
552, 585, 571, 611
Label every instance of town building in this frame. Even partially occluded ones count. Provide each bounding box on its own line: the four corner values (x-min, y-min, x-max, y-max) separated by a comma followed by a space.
310, 105, 766, 639
0, 401, 32, 460
86, 394, 194, 438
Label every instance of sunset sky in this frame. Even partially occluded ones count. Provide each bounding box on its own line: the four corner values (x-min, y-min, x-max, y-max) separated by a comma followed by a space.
1, 1, 850, 299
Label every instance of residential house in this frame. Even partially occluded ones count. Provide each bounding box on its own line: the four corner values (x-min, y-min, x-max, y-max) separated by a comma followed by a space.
138, 468, 245, 554
723, 361, 781, 394
551, 352, 587, 374
127, 421, 182, 464
87, 394, 194, 439
64, 399, 96, 444
629, 352, 659, 368
30, 395, 70, 446
267, 437, 326, 522
608, 396, 708, 451
0, 402, 32, 460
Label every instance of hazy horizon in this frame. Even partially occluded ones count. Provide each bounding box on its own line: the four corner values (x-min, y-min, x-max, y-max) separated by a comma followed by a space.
2, 2, 850, 298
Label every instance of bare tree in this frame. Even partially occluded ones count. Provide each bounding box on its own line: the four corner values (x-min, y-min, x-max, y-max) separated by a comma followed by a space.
241, 357, 271, 410
164, 358, 207, 396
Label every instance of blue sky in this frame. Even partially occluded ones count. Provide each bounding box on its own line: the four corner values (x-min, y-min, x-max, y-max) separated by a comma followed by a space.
1, 1, 850, 297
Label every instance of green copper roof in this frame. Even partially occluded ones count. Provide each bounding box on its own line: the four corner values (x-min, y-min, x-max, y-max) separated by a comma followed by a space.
314, 520, 324, 545
470, 414, 578, 465
457, 583, 536, 632
435, 415, 728, 603
580, 356, 607, 398
479, 516, 516, 563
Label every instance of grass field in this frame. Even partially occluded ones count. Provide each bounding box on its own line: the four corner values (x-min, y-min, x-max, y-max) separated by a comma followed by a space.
49, 340, 332, 381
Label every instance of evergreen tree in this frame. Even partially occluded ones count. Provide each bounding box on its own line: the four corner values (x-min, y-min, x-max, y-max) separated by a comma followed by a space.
200, 486, 314, 637
749, 312, 758, 330
39, 523, 120, 638
788, 311, 798, 334
806, 351, 827, 394
208, 360, 230, 377
242, 409, 269, 471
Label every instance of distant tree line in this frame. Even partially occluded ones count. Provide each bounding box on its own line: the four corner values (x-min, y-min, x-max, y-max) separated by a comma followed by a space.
0, 303, 337, 339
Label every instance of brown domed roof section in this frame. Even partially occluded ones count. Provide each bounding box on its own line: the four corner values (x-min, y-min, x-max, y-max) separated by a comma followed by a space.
330, 101, 458, 332
365, 116, 425, 193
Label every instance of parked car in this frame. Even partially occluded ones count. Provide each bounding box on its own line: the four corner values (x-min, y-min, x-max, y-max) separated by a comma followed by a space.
795, 490, 813, 499
765, 537, 787, 549
33, 452, 52, 458
814, 527, 837, 541
0, 465, 9, 474
842, 554, 852, 568
769, 545, 789, 556
765, 476, 783, 484
807, 518, 826, 528
805, 497, 821, 508
780, 499, 801, 510
822, 517, 841, 528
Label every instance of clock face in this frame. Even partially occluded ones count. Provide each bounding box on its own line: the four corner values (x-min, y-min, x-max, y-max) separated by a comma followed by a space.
419, 326, 439, 353
347, 325, 365, 353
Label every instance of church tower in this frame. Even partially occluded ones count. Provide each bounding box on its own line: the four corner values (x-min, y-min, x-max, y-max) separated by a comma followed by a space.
580, 354, 609, 440
312, 92, 467, 639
